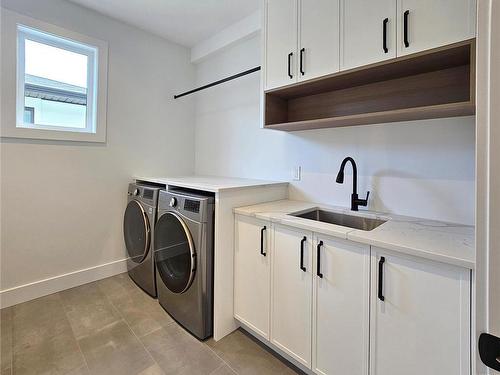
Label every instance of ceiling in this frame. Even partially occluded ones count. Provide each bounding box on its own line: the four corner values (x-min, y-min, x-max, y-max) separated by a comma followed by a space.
67, 0, 260, 47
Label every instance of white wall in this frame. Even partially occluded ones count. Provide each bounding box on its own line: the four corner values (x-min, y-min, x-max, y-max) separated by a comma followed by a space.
0, 0, 196, 304
194, 35, 475, 225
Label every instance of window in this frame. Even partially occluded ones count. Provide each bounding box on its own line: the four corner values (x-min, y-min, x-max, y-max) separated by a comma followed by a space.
17, 25, 98, 134
2, 15, 108, 142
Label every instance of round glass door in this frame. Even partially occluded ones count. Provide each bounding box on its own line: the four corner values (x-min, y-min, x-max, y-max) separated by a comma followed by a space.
123, 200, 150, 264
154, 212, 196, 294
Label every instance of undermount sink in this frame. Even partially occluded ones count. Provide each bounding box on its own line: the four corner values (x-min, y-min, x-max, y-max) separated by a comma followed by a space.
290, 208, 387, 231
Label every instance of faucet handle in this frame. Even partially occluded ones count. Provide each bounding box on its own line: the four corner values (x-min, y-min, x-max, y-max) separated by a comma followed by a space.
359, 191, 370, 206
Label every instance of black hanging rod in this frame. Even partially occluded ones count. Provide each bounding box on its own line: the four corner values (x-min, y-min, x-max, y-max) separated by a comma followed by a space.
174, 66, 261, 99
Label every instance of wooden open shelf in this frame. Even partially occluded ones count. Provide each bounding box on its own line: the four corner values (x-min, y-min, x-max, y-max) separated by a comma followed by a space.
264, 39, 475, 131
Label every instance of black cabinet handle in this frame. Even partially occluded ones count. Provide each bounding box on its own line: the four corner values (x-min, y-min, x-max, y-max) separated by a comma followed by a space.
383, 18, 389, 53
403, 10, 410, 48
299, 48, 305, 76
316, 241, 324, 278
378, 256, 385, 301
260, 226, 267, 256
479, 333, 500, 371
287, 52, 293, 79
300, 236, 307, 272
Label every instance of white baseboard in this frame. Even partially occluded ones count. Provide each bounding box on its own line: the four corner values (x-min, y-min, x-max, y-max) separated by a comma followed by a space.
0, 258, 128, 308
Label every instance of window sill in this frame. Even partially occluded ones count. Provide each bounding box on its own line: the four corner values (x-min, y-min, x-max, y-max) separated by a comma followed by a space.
1, 125, 106, 143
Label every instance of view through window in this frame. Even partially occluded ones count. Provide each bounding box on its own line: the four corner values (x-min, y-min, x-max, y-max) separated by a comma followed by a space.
17, 26, 97, 133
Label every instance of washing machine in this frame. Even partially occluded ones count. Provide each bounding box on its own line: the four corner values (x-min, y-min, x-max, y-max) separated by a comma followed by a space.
123, 182, 160, 297
154, 189, 215, 340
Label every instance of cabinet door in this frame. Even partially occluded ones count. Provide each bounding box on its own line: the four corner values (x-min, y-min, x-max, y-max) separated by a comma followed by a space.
271, 225, 313, 367
340, 0, 396, 70
234, 215, 271, 339
298, 0, 340, 81
264, 0, 298, 90
313, 236, 370, 375
370, 248, 471, 375
397, 0, 476, 56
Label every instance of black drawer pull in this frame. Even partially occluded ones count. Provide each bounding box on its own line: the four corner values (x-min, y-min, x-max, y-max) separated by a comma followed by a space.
260, 226, 267, 256
479, 333, 500, 371
299, 48, 305, 76
300, 236, 307, 272
403, 10, 410, 48
383, 18, 389, 53
287, 52, 293, 79
378, 256, 385, 301
316, 241, 324, 278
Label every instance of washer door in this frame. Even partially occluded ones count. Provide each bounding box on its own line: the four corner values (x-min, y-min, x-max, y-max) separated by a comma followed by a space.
154, 212, 196, 294
123, 200, 151, 264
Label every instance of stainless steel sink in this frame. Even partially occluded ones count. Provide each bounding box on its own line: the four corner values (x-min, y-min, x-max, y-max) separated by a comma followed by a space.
290, 208, 387, 231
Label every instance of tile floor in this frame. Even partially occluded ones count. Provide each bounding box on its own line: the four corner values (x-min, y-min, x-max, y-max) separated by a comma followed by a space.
0, 273, 301, 375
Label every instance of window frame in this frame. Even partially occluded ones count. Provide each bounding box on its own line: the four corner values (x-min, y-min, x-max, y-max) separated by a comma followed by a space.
0, 10, 108, 143
16, 25, 98, 134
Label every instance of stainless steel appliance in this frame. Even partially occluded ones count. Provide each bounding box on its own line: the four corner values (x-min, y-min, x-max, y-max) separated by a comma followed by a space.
123, 182, 160, 297
154, 189, 214, 340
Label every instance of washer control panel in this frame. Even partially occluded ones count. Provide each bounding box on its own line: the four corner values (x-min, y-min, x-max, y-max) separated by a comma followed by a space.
158, 190, 214, 223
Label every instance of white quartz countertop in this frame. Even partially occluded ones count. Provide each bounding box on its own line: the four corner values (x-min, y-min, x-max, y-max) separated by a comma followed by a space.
134, 175, 288, 193
234, 200, 475, 269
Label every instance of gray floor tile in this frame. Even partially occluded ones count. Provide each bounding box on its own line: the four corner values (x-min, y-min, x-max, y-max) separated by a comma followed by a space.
59, 283, 122, 340
78, 320, 155, 375
95, 273, 138, 303
97, 276, 174, 337
2, 273, 300, 375
141, 325, 223, 375
209, 365, 237, 375
1, 308, 13, 375
10, 295, 86, 375
136, 363, 165, 375
207, 330, 300, 375
65, 365, 90, 375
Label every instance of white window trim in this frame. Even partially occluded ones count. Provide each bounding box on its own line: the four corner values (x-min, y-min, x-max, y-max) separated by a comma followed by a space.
1, 10, 108, 143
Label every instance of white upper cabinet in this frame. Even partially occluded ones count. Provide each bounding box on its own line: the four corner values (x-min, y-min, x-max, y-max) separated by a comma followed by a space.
271, 225, 313, 367
264, 0, 340, 90
264, 0, 298, 90
340, 0, 396, 70
313, 236, 370, 375
370, 248, 471, 375
298, 0, 340, 81
264, 0, 476, 86
234, 215, 271, 339
396, 0, 476, 56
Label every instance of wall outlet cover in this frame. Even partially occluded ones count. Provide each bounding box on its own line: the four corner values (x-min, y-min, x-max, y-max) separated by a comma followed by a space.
293, 166, 301, 181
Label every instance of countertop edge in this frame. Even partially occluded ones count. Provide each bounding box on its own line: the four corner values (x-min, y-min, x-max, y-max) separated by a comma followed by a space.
233, 204, 475, 270
134, 176, 288, 193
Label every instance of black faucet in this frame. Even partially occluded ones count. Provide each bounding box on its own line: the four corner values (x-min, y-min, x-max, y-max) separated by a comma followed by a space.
336, 157, 370, 211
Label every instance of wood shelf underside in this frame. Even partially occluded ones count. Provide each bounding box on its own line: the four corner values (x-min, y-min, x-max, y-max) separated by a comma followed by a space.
264, 39, 475, 131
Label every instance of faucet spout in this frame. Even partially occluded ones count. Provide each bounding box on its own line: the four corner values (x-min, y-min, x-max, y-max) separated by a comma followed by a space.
336, 157, 357, 195
336, 157, 369, 211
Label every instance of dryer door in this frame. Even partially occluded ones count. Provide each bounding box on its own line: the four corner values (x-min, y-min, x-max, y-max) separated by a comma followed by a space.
154, 212, 196, 294
123, 200, 151, 264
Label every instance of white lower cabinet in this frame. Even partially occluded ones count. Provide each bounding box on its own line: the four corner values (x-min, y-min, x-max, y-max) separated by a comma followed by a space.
271, 224, 313, 367
313, 236, 370, 375
233, 219, 471, 375
370, 247, 471, 375
234, 215, 271, 339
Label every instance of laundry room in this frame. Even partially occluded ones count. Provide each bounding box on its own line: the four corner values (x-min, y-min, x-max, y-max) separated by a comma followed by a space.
1, 0, 499, 374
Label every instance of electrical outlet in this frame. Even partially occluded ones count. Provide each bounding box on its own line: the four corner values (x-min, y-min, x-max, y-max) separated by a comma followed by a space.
293, 166, 301, 181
